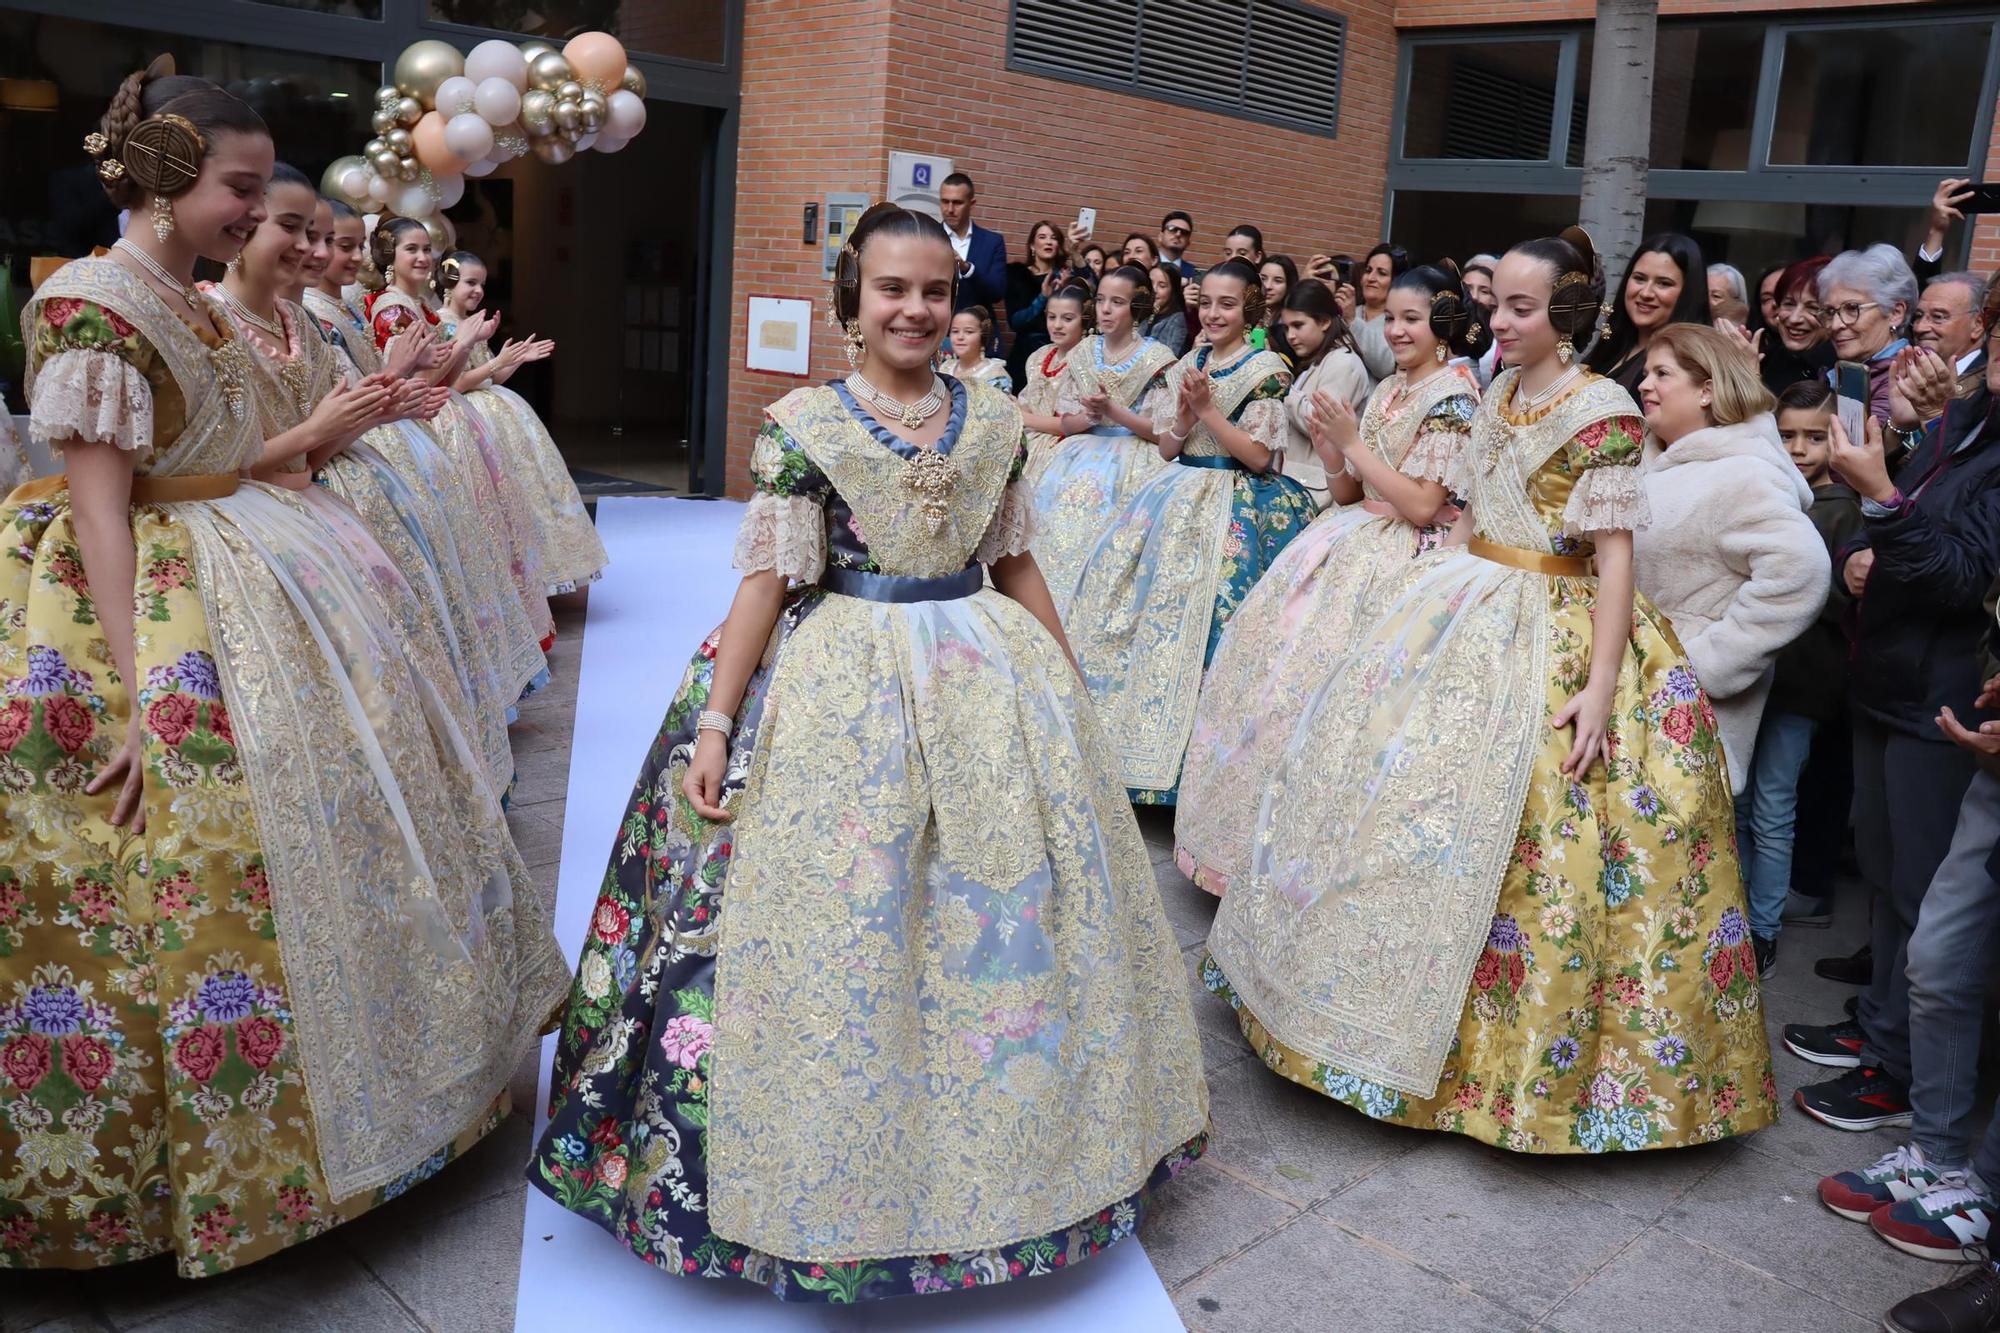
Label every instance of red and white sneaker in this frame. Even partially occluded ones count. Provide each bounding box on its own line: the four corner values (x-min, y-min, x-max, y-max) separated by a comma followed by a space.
1874, 1176, 1999, 1261
1821, 1145, 1950, 1222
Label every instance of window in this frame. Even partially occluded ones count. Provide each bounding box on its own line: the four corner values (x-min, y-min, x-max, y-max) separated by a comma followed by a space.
247, 0, 383, 17
1402, 40, 1561, 161
425, 0, 727, 66
1568, 25, 1763, 170
1770, 21, 1991, 167
1008, 0, 1347, 138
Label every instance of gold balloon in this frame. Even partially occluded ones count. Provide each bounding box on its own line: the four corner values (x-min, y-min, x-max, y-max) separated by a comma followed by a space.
528, 50, 572, 93
375, 84, 401, 110
364, 135, 387, 156
423, 216, 450, 251
552, 99, 582, 133
399, 156, 421, 181
369, 146, 401, 175
621, 64, 646, 98
384, 127, 413, 156
396, 95, 423, 126
371, 106, 398, 134
531, 135, 575, 164
519, 40, 557, 64
580, 101, 606, 133
394, 38, 464, 108
556, 80, 584, 103
520, 89, 555, 136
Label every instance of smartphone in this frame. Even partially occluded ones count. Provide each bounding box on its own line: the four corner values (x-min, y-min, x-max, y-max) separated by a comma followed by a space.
1075, 207, 1096, 238
1959, 183, 2000, 215
1836, 360, 1869, 405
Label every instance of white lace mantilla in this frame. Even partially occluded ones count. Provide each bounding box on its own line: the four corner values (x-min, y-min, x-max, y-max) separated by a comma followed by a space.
30, 348, 153, 453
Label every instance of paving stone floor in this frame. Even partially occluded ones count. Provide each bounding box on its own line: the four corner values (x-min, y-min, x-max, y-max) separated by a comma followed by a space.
5, 589, 1990, 1332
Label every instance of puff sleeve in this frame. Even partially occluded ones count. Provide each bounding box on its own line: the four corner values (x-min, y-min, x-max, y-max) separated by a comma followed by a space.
731, 420, 830, 582
1562, 414, 1652, 534
975, 431, 1037, 564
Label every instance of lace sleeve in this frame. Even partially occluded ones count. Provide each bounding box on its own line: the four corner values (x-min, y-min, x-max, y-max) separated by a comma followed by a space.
1237, 395, 1290, 463
1399, 394, 1476, 489
731, 420, 829, 582
1562, 414, 1651, 534
29, 348, 153, 453
1149, 366, 1183, 435
976, 433, 1037, 564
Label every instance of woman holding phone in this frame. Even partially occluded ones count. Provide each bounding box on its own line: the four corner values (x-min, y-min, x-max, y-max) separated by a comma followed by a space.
1004, 219, 1072, 386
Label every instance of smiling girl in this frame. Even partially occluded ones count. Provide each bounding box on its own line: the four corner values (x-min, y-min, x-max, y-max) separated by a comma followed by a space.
1207, 227, 1776, 1154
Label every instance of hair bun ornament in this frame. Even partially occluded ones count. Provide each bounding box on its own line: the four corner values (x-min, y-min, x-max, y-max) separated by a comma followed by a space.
1428, 287, 1471, 345
83, 132, 125, 182
1558, 224, 1599, 279
122, 113, 206, 197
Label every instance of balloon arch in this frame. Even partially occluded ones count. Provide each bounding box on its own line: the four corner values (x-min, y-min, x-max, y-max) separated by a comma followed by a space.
320, 32, 649, 249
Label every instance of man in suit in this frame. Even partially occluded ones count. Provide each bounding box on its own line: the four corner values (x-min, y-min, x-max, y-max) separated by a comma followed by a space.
938, 172, 1006, 351
1913, 271, 1992, 400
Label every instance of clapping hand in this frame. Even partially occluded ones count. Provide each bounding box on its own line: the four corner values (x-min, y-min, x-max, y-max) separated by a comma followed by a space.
1889, 346, 1955, 430
1714, 318, 1764, 364
1308, 387, 1359, 464
381, 325, 427, 380
1181, 368, 1215, 419
1080, 389, 1111, 424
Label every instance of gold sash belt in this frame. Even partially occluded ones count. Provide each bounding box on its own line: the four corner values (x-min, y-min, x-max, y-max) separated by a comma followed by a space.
1468, 536, 1593, 577
6, 472, 242, 507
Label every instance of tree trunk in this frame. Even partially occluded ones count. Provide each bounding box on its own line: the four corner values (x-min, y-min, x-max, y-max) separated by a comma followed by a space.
1576, 0, 1659, 288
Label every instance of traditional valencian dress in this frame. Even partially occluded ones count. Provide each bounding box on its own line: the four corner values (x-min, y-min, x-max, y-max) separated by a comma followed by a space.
1015, 340, 1072, 473
1065, 343, 1318, 804
936, 353, 1013, 393
527, 377, 1207, 1302
1204, 369, 1779, 1153
209, 290, 514, 800
442, 322, 609, 596
368, 286, 553, 650
0, 259, 568, 1274
303, 285, 548, 712
1175, 366, 1477, 895
1028, 333, 1175, 617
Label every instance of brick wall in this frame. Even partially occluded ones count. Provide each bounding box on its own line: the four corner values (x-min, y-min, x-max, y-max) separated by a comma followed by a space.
1393, 0, 1938, 26
719, 0, 1396, 495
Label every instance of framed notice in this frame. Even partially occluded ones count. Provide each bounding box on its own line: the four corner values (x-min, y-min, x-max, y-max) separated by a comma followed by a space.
745, 295, 813, 378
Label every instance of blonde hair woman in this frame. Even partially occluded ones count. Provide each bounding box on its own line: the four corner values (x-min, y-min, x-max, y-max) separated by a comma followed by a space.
1633, 323, 1829, 800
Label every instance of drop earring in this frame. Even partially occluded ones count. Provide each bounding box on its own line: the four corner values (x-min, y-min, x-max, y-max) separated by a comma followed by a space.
151, 194, 175, 243
1556, 336, 1575, 366
1435, 343, 1448, 363
842, 318, 866, 369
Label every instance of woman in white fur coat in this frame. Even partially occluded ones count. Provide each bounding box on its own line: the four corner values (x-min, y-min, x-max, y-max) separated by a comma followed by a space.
1633, 323, 1830, 795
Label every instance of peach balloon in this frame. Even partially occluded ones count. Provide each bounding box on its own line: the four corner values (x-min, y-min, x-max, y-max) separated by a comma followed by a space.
563, 31, 628, 89
411, 110, 467, 173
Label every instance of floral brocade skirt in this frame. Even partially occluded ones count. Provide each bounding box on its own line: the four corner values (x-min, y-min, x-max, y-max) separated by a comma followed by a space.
0, 494, 509, 1276
527, 599, 1207, 1303
1204, 574, 1779, 1152
462, 384, 607, 597
1028, 431, 1168, 620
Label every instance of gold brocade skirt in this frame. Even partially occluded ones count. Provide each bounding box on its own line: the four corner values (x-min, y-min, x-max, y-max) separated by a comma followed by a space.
463, 384, 607, 596
1205, 564, 1777, 1151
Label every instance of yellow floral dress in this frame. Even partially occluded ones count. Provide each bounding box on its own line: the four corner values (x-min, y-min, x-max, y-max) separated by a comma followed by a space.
1205, 369, 1778, 1152
0, 260, 567, 1276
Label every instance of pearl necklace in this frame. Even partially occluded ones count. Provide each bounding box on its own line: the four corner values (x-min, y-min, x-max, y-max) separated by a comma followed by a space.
216, 283, 286, 343
113, 238, 201, 313
1516, 364, 1582, 413
847, 371, 945, 431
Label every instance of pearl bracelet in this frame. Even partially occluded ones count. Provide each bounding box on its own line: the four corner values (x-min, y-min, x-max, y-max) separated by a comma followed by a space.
696, 710, 733, 741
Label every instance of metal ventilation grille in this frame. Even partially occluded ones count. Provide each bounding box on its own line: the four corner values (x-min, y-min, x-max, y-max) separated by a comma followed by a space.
1009, 0, 1346, 138
1440, 61, 1557, 160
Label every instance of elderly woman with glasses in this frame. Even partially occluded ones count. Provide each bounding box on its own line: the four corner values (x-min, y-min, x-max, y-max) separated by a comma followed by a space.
1819, 244, 1918, 422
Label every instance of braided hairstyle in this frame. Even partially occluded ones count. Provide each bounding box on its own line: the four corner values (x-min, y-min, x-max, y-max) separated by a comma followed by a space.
370, 215, 430, 293
830, 201, 955, 327
1101, 263, 1155, 327
1390, 259, 1493, 360
432, 249, 483, 305
1508, 225, 1606, 350
97, 58, 266, 211
1203, 258, 1267, 329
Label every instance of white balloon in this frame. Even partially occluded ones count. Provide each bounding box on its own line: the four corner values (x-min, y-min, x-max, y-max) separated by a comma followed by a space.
605, 89, 647, 139
367, 171, 395, 203
574, 131, 599, 152
339, 164, 372, 199
395, 182, 435, 218
435, 172, 466, 208
464, 38, 528, 91
434, 75, 477, 116
592, 134, 629, 154
463, 156, 500, 177
443, 112, 495, 161
473, 76, 520, 126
